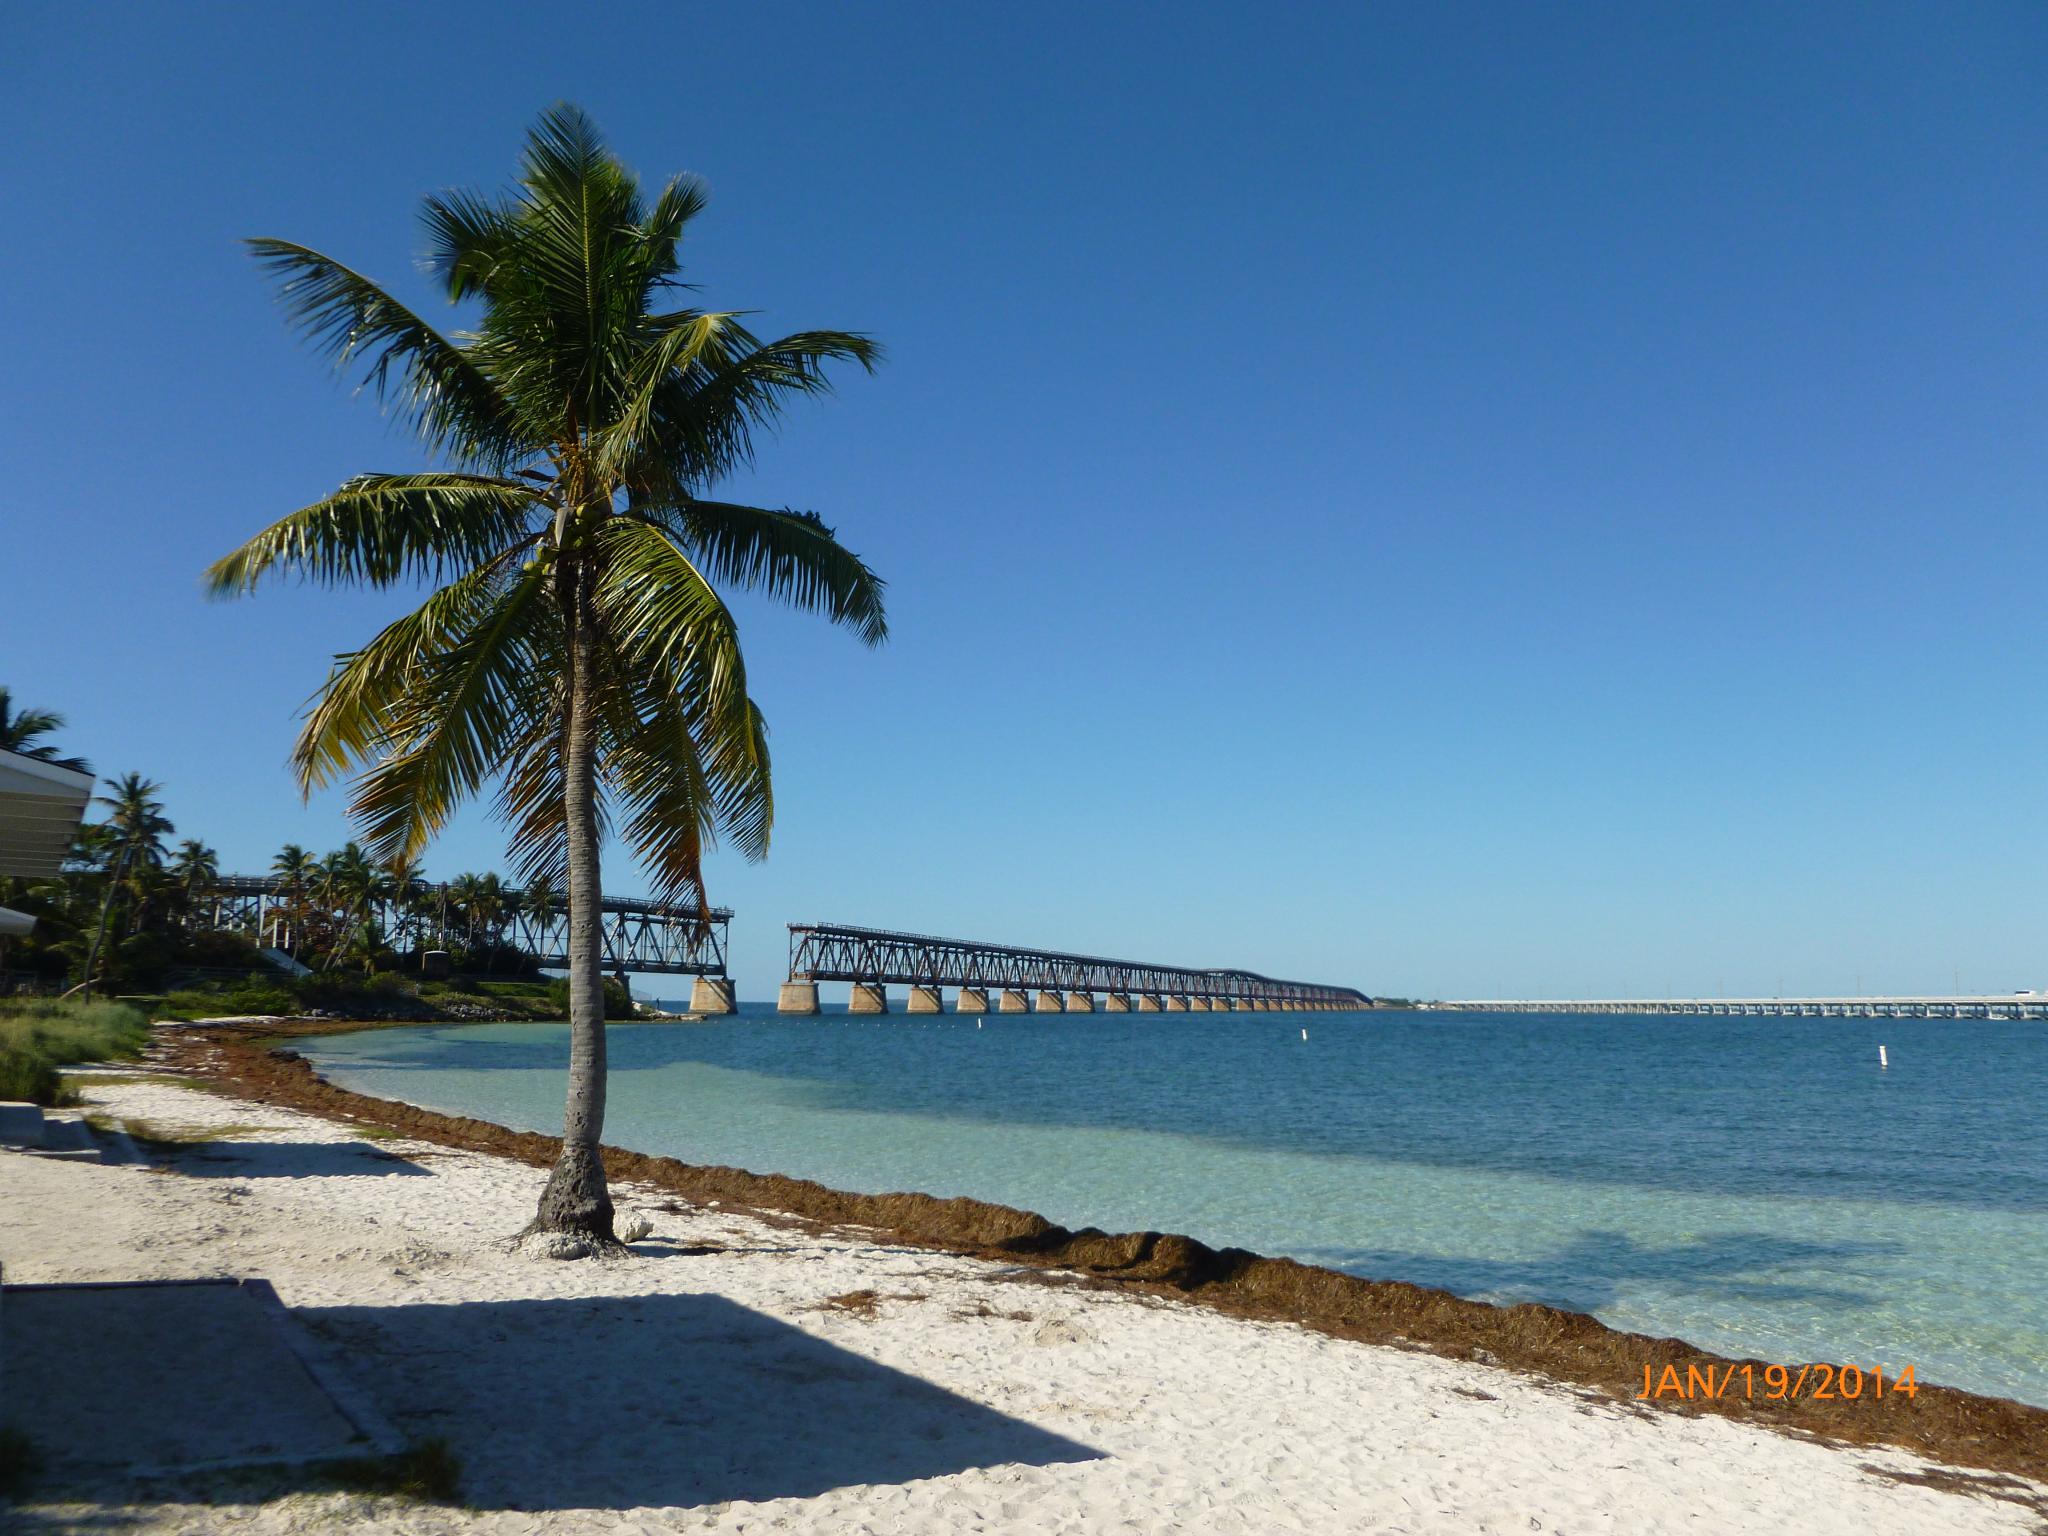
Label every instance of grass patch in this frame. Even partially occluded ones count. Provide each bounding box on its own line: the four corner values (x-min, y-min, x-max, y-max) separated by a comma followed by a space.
115, 1118, 267, 1148
60, 1070, 235, 1097
326, 1437, 462, 1502
0, 998, 151, 1106
149, 981, 303, 1022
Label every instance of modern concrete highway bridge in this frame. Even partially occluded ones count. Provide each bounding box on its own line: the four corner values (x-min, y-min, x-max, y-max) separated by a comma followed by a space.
777, 922, 1371, 1015
196, 875, 733, 993
1434, 995, 2048, 1020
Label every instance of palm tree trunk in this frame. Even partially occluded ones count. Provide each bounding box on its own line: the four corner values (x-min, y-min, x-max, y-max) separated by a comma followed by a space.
81, 839, 134, 1001
530, 565, 615, 1243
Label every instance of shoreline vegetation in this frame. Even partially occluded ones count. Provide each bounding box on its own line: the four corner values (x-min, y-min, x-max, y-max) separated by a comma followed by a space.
131, 972, 638, 1027
0, 998, 150, 1104
156, 1017, 2048, 1489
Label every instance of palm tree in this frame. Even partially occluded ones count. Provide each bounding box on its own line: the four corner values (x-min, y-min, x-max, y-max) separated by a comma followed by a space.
272, 843, 316, 899
473, 871, 507, 963
169, 839, 220, 928
384, 853, 427, 954
0, 687, 92, 774
446, 872, 486, 946
271, 843, 317, 952
318, 843, 380, 971
80, 773, 172, 996
207, 104, 887, 1244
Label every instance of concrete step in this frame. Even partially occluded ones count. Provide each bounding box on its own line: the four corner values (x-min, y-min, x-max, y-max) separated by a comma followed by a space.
260, 946, 313, 978
39, 1114, 96, 1152
1, 1100, 46, 1147
0, 1104, 140, 1163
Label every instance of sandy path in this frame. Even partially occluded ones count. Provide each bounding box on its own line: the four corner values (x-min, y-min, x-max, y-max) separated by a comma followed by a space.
2, 1074, 2039, 1534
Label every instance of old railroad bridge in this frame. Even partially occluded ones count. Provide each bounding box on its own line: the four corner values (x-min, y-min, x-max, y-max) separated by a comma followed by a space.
194, 882, 1369, 1016
776, 922, 1371, 1014
197, 875, 732, 999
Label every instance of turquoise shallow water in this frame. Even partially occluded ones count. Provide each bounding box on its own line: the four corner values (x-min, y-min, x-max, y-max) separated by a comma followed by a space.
300, 1006, 2048, 1405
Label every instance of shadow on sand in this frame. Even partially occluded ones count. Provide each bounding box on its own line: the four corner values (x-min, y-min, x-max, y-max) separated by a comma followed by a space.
296, 1292, 1098, 1510
150, 1141, 435, 1179
1306, 1227, 1904, 1313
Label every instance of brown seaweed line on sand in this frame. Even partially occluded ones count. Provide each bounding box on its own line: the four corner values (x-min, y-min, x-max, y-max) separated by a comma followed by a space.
156, 1021, 2048, 1496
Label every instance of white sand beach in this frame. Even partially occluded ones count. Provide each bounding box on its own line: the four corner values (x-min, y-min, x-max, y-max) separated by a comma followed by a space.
3, 1070, 2042, 1535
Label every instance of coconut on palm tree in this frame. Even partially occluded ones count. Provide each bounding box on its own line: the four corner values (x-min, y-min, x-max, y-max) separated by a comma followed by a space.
210, 106, 887, 1245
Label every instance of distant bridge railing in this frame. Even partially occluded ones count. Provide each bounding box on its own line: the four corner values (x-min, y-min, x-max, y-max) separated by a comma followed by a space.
194, 875, 730, 978
1433, 995, 2048, 1020
782, 921, 1369, 1013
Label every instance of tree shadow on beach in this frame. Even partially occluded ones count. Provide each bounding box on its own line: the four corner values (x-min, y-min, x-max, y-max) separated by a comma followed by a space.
148, 1141, 435, 1179
1306, 1227, 1904, 1313
296, 1292, 1098, 1510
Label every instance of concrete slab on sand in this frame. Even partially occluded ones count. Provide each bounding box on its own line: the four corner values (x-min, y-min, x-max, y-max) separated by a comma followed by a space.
1, 1277, 401, 1477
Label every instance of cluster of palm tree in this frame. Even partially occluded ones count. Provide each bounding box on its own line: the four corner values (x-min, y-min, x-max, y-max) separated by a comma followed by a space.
2, 691, 555, 990
0, 713, 226, 992
263, 844, 553, 975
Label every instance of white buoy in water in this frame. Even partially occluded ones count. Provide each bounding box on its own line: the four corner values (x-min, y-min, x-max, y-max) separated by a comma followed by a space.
1879, 1044, 1889, 1069
1301, 1027, 1308, 1041
977, 1020, 983, 1029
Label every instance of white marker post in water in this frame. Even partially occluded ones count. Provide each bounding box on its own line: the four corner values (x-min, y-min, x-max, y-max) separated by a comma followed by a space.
1301, 1028, 1308, 1041
1879, 1044, 1889, 1069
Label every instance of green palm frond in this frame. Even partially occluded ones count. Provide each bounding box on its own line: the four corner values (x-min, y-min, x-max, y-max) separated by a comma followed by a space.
638, 321, 883, 487
0, 687, 93, 773
245, 240, 521, 465
593, 309, 742, 479
604, 694, 717, 907
636, 174, 710, 291
421, 186, 520, 302
590, 517, 753, 728
652, 499, 887, 645
206, 474, 545, 594
335, 562, 556, 863
291, 551, 544, 796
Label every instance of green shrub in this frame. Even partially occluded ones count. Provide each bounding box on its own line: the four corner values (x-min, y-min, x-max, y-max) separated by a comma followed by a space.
0, 1425, 39, 1496
155, 981, 301, 1021
545, 975, 634, 1019
0, 998, 151, 1107
180, 929, 266, 969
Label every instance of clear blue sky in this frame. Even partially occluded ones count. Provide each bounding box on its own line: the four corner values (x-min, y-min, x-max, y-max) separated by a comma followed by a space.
5, 3, 2044, 1001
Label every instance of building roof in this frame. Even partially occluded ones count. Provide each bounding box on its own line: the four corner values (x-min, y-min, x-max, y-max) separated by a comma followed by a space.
0, 747, 95, 878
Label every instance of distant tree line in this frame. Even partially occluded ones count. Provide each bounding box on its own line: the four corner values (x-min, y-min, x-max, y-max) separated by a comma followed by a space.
1, 687, 547, 994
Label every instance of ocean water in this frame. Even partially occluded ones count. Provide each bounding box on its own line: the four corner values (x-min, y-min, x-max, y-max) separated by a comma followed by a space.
299, 1006, 2048, 1405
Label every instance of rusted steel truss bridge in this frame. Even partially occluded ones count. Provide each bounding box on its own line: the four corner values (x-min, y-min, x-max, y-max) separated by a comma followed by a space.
780, 922, 1370, 1014
195, 875, 731, 980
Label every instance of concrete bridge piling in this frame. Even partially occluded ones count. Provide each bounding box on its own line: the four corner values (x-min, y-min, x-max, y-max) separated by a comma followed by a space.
907, 986, 944, 1014
956, 988, 989, 1013
690, 977, 737, 1015
850, 982, 890, 1015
